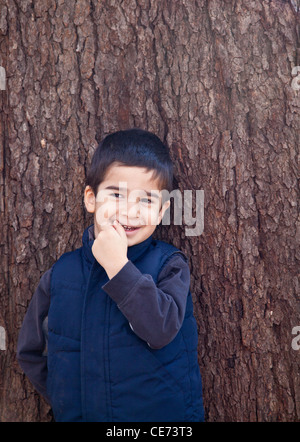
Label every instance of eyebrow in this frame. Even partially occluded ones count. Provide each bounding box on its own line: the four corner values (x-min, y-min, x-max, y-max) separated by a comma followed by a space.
104, 185, 160, 199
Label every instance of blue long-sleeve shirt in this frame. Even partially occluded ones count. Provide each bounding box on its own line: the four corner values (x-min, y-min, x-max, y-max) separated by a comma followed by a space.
17, 228, 191, 401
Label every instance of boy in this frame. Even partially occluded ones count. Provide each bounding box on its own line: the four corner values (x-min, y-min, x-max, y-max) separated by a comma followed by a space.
17, 129, 204, 422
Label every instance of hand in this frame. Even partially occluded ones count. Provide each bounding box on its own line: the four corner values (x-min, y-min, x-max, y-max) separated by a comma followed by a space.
92, 220, 129, 279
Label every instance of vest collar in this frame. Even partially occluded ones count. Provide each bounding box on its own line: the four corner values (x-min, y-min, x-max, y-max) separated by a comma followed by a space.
82, 224, 153, 266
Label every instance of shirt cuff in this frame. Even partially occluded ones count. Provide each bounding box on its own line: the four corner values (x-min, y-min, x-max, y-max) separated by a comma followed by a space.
102, 260, 143, 305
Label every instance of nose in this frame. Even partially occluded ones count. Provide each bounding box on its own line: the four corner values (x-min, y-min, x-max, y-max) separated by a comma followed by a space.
119, 199, 140, 220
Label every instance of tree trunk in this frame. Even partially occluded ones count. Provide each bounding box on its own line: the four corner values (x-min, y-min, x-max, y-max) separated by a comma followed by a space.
0, 0, 299, 422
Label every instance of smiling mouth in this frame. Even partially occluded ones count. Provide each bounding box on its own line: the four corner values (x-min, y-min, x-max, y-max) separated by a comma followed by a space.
121, 225, 141, 231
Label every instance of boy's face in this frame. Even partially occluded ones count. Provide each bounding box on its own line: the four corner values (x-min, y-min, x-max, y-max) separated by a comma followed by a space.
84, 164, 170, 247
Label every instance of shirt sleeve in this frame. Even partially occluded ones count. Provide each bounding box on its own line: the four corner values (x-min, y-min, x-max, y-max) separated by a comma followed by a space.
17, 268, 51, 402
102, 253, 190, 349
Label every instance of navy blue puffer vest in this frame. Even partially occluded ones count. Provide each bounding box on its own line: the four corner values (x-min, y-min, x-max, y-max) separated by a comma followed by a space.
47, 225, 204, 422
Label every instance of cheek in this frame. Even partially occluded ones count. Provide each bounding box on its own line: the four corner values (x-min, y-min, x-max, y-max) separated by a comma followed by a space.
140, 206, 160, 225
95, 201, 117, 224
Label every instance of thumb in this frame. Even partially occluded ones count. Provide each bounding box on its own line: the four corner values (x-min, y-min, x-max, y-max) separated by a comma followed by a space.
113, 220, 127, 239
99, 221, 114, 233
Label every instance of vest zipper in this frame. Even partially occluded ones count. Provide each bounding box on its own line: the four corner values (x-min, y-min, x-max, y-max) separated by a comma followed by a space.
103, 293, 113, 421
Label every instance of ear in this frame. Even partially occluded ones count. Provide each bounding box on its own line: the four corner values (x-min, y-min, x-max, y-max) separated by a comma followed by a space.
84, 186, 96, 214
157, 200, 170, 225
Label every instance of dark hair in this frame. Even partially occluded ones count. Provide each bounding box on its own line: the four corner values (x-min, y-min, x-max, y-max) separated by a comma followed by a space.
86, 128, 173, 195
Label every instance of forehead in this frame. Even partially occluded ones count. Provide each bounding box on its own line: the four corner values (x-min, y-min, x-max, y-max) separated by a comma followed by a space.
99, 164, 162, 191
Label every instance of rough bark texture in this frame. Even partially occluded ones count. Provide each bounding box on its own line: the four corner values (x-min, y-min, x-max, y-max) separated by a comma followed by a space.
0, 0, 299, 422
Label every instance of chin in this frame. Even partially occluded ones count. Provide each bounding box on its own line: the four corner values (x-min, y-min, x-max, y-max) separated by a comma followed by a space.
127, 231, 146, 246
127, 237, 140, 246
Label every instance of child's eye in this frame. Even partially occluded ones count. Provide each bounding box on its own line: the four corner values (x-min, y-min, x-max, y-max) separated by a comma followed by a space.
111, 193, 122, 199
140, 198, 152, 204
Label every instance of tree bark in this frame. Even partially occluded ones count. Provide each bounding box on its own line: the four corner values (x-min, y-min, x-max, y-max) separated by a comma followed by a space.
0, 0, 299, 421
